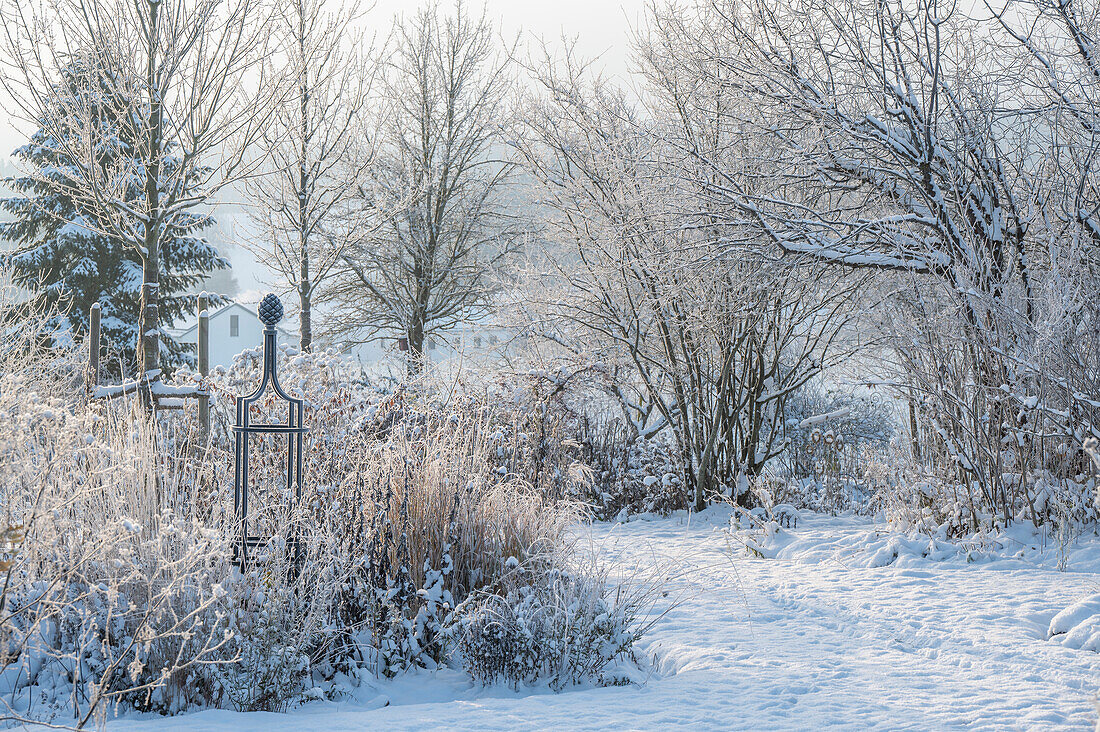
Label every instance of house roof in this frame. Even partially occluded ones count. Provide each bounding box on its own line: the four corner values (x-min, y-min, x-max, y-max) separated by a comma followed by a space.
171, 300, 294, 339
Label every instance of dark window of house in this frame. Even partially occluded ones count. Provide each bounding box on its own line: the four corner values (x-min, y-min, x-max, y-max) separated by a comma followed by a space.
230, 314, 239, 337
427, 338, 436, 351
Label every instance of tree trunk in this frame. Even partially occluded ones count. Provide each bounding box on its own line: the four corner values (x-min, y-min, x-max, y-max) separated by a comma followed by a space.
406, 314, 425, 377
139, 261, 160, 381
685, 442, 705, 512
908, 396, 921, 463
87, 302, 100, 391
197, 293, 210, 435
408, 256, 431, 376
297, 58, 312, 353
299, 240, 312, 352
138, 0, 162, 403
693, 469, 708, 512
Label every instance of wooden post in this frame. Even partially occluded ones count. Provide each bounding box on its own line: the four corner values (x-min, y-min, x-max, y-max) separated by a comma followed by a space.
198, 292, 210, 435
87, 302, 100, 392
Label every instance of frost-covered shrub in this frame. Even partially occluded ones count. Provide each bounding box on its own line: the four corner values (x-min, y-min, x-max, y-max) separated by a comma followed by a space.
175, 346, 584, 687
454, 567, 639, 690
776, 384, 895, 499
574, 423, 687, 520
726, 504, 795, 559
0, 307, 641, 725
752, 383, 897, 516
0, 370, 233, 725
212, 590, 310, 712
867, 255, 1100, 537
753, 470, 885, 517
460, 367, 689, 518
874, 467, 1098, 540
208, 553, 318, 712
486, 410, 688, 520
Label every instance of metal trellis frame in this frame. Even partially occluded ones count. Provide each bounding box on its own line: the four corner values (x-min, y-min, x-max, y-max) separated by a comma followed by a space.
232, 293, 307, 569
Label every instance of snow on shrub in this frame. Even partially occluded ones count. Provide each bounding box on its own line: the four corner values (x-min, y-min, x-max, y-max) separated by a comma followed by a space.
779, 385, 894, 487
177, 348, 589, 704
0, 332, 632, 724
577, 426, 688, 520
871, 467, 1097, 543
463, 367, 691, 519
211, 570, 313, 713
0, 373, 233, 725
746, 385, 897, 517
1048, 594, 1100, 652
453, 566, 640, 690
725, 501, 802, 559
759, 380, 1100, 542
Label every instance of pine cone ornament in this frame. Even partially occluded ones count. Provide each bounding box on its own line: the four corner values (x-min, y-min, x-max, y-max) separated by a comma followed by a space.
258, 293, 284, 328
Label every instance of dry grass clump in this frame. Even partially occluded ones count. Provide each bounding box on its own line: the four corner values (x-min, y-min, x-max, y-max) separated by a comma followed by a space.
189, 346, 584, 604
326, 409, 582, 598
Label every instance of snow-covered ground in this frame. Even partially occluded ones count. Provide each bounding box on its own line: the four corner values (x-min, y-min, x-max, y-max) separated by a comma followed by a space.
108, 508, 1100, 731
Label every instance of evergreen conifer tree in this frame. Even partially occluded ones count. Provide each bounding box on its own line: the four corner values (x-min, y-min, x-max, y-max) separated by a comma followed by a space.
0, 59, 227, 377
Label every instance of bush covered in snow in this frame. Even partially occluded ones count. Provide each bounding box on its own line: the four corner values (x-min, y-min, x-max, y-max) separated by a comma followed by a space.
570, 421, 688, 520
780, 385, 893, 482
0, 333, 654, 725
171, 346, 595, 704
453, 565, 640, 690
0, 374, 233, 724
1048, 593, 1100, 653
871, 471, 1097, 543
471, 369, 690, 519
743, 384, 897, 516
752, 376, 1100, 542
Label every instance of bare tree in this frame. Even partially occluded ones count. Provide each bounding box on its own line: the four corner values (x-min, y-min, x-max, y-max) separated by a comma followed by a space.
988, 0, 1100, 262
0, 0, 279, 398
330, 1, 519, 375
243, 0, 376, 352
644, 0, 1100, 525
516, 49, 862, 509
984, 0, 1100, 493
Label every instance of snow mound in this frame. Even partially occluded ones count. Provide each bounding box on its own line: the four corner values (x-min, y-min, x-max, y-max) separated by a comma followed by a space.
791, 531, 962, 567
729, 516, 971, 567
1048, 593, 1100, 651
729, 512, 1100, 573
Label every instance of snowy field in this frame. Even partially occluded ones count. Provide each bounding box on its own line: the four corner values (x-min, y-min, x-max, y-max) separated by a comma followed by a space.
106, 507, 1100, 731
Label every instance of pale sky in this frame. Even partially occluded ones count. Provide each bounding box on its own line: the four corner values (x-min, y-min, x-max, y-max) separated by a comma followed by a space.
370, 0, 643, 79
0, 0, 646, 159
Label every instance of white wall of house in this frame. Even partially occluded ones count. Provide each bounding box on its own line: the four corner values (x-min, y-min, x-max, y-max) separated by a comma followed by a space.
173, 302, 293, 369
173, 296, 525, 374
338, 322, 525, 375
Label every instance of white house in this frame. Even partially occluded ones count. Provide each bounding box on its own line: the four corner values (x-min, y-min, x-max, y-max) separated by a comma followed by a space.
172, 301, 293, 369
339, 292, 529, 373
339, 321, 526, 376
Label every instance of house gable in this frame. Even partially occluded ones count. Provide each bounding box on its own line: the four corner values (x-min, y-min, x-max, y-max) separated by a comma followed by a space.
176, 302, 293, 342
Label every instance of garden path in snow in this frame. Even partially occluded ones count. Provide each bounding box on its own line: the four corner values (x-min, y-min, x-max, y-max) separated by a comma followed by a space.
111, 507, 1100, 731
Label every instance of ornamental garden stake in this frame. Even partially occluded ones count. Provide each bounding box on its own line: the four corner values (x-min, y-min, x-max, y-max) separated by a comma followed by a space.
232, 294, 308, 570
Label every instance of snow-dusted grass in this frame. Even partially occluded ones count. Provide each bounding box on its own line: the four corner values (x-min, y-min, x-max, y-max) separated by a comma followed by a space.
0, 338, 642, 725
103, 507, 1100, 730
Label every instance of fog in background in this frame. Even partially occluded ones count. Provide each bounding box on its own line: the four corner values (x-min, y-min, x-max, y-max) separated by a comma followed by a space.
0, 0, 643, 301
